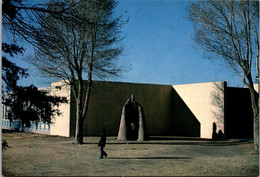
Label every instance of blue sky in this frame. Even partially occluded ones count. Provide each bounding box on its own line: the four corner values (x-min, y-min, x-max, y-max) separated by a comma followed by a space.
4, 0, 247, 88
111, 0, 243, 87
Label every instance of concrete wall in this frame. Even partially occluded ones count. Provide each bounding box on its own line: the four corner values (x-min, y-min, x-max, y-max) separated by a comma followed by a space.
4, 79, 254, 139
226, 86, 258, 139
254, 84, 259, 93
170, 88, 200, 137
50, 80, 227, 139
69, 81, 174, 136
172, 82, 226, 139
50, 81, 71, 137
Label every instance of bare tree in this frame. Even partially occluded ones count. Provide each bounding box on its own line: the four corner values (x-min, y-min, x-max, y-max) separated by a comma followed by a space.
187, 0, 259, 153
3, 0, 79, 46
31, 0, 127, 144
2, 0, 68, 130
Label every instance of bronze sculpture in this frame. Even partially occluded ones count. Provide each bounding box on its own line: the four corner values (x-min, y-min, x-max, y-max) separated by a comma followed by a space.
117, 94, 148, 141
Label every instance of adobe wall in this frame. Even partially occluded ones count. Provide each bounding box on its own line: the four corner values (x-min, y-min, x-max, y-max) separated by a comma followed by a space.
50, 81, 71, 137
226, 87, 254, 139
69, 81, 174, 136
50, 80, 228, 139
172, 82, 226, 139
6, 80, 255, 139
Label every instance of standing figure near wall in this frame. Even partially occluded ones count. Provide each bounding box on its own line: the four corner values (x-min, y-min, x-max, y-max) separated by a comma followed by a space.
117, 94, 148, 141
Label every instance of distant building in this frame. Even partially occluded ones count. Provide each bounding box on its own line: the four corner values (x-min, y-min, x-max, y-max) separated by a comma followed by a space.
2, 80, 257, 139
2, 87, 51, 134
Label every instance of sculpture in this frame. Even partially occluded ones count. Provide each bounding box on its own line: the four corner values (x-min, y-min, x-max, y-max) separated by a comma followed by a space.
117, 94, 148, 141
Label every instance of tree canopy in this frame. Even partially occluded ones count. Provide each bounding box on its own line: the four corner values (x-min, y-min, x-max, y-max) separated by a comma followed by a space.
26, 0, 127, 144
187, 0, 259, 153
188, 0, 259, 85
2, 0, 68, 128
2, 42, 67, 128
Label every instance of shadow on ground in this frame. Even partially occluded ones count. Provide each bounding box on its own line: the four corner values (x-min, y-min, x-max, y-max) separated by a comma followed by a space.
83, 139, 253, 146
107, 156, 192, 160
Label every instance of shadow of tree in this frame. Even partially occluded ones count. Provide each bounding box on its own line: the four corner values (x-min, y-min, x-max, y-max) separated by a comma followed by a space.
210, 82, 226, 140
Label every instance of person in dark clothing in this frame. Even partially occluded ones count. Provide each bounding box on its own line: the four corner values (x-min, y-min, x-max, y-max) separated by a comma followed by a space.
98, 129, 107, 159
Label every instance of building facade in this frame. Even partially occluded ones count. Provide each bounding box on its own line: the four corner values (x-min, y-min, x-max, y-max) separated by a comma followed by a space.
49, 80, 255, 139
2, 80, 255, 139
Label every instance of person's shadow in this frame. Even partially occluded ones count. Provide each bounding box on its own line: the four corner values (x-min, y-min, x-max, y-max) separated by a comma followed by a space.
212, 122, 224, 140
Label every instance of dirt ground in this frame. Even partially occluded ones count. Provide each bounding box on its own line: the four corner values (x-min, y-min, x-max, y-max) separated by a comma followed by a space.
2, 130, 259, 176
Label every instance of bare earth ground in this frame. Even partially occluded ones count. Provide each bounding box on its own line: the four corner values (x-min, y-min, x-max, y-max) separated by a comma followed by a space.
2, 130, 259, 176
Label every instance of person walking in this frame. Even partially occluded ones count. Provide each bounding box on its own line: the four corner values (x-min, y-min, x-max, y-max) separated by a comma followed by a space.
98, 129, 107, 159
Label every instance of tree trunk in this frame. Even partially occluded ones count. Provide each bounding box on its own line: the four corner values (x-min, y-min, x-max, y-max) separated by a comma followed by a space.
80, 56, 94, 140
248, 75, 259, 153
250, 88, 259, 153
75, 101, 82, 144
258, 58, 259, 154
254, 109, 259, 154
256, 11, 259, 140
75, 79, 84, 145
75, 111, 83, 144
74, 62, 93, 145
82, 73, 92, 121
36, 120, 38, 130
256, 79, 260, 154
